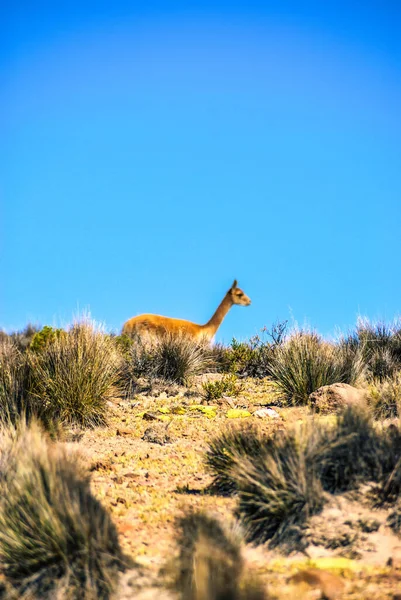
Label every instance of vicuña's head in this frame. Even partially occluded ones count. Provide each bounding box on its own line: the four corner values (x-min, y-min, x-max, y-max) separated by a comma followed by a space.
229, 280, 252, 306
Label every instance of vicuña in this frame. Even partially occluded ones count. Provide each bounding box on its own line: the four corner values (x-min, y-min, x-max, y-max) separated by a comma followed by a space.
122, 280, 251, 341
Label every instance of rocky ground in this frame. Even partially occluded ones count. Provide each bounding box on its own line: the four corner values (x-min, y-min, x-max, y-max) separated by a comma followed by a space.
71, 376, 401, 600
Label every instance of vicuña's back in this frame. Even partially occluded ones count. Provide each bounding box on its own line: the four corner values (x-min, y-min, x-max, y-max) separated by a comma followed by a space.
122, 280, 251, 341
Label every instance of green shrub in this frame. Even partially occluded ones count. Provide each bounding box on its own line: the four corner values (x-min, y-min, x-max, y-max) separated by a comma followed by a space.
112, 333, 134, 358
202, 374, 241, 401
151, 333, 215, 384
0, 421, 124, 599
226, 322, 288, 378
29, 325, 66, 353
266, 331, 364, 405
28, 320, 121, 427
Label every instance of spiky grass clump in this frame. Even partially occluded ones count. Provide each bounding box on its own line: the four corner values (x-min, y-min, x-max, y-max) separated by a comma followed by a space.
206, 405, 401, 549
267, 331, 364, 405
232, 426, 326, 549
29, 320, 121, 427
368, 371, 401, 419
0, 338, 39, 426
342, 319, 401, 382
151, 332, 215, 384
121, 332, 215, 387
0, 338, 25, 420
174, 510, 267, 600
205, 424, 267, 495
313, 405, 393, 493
0, 421, 124, 599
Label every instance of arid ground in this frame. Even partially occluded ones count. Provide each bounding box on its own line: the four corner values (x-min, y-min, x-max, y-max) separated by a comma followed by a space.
78, 376, 401, 600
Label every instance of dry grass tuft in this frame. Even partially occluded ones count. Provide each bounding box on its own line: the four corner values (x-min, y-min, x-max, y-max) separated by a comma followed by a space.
121, 331, 216, 387
206, 405, 401, 550
0, 420, 124, 599
266, 331, 364, 405
28, 320, 121, 427
368, 371, 401, 419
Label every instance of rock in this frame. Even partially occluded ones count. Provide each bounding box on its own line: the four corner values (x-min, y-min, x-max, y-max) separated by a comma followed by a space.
142, 425, 172, 445
309, 383, 367, 414
254, 408, 280, 419
116, 428, 136, 436
222, 395, 236, 408
290, 568, 345, 599
142, 412, 162, 421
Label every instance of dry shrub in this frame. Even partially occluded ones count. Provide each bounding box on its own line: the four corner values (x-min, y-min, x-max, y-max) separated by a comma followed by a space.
0, 421, 124, 599
0, 338, 43, 426
206, 405, 401, 550
121, 331, 216, 388
205, 424, 268, 495
28, 320, 121, 427
233, 426, 326, 550
368, 371, 401, 419
342, 318, 401, 382
266, 331, 364, 405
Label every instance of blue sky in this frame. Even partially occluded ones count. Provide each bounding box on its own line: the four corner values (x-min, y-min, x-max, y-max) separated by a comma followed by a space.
1, 1, 400, 342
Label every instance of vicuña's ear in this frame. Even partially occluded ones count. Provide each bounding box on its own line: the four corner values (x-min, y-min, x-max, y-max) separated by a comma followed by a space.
231, 279, 238, 289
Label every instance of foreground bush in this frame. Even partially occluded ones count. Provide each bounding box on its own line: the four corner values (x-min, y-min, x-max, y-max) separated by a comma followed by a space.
29, 321, 121, 427
266, 331, 364, 405
0, 421, 124, 599
206, 405, 401, 549
121, 332, 216, 387
174, 510, 267, 600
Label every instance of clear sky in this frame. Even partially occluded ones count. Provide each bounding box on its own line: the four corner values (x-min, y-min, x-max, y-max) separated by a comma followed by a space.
1, 0, 400, 343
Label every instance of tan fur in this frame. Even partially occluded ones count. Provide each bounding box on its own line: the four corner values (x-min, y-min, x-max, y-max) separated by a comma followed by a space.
122, 280, 251, 341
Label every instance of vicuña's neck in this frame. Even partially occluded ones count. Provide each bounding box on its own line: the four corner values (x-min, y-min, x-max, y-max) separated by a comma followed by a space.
203, 293, 233, 336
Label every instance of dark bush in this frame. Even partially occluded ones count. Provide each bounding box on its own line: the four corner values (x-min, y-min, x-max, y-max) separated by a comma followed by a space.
206, 405, 401, 550
0, 422, 124, 599
205, 424, 268, 494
